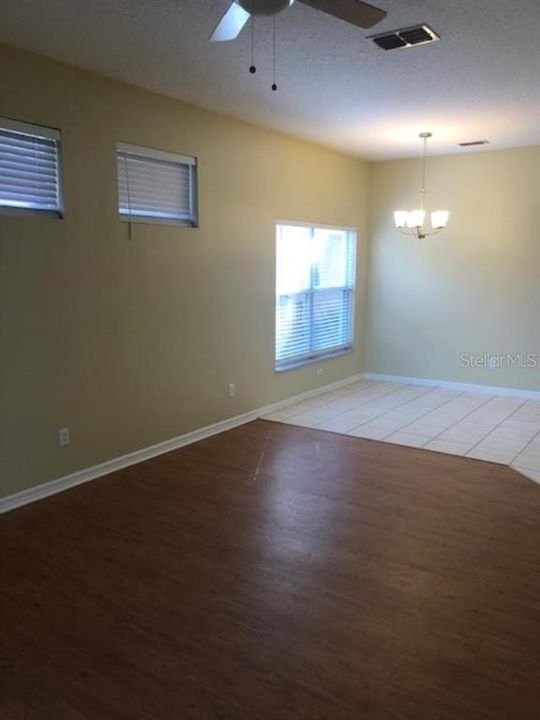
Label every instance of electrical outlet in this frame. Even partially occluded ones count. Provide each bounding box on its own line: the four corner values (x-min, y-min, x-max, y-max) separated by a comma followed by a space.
58, 427, 70, 447
227, 383, 237, 398
316, 367, 324, 377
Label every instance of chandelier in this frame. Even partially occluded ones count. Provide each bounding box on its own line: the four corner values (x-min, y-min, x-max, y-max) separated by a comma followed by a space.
394, 132, 449, 239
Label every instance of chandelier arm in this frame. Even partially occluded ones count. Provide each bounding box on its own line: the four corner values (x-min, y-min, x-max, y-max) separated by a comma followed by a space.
419, 227, 443, 239
397, 227, 420, 237
397, 226, 443, 239
422, 227, 443, 237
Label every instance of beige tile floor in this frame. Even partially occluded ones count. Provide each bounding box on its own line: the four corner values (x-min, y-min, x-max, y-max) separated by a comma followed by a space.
260, 379, 540, 484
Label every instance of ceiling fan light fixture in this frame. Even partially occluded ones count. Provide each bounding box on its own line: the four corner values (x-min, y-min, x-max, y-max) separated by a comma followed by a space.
237, 0, 292, 16
210, 0, 386, 42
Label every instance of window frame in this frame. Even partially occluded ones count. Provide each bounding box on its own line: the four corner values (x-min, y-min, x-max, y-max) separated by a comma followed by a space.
0, 116, 64, 219
274, 220, 357, 373
116, 141, 198, 228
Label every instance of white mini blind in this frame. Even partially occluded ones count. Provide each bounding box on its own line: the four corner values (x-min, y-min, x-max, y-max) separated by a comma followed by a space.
0, 118, 62, 215
117, 142, 197, 226
275, 224, 356, 370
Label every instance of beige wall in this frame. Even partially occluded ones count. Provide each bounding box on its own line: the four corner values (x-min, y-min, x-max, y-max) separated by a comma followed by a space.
366, 147, 540, 391
2, 44, 538, 502
0, 45, 369, 498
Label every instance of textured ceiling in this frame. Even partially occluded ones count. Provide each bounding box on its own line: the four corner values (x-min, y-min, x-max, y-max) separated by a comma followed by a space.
1, 0, 539, 159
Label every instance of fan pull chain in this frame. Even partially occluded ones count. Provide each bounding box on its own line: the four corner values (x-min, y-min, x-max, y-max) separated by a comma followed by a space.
271, 18, 277, 91
249, 3, 256, 74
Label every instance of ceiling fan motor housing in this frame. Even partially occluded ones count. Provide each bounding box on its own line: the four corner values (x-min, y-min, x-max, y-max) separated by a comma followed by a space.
238, 0, 291, 17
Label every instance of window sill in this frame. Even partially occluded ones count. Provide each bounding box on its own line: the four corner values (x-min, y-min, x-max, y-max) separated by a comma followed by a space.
0, 207, 63, 219
119, 215, 197, 228
275, 346, 353, 373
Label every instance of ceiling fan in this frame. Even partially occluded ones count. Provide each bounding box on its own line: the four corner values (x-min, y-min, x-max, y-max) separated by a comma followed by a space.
210, 0, 387, 42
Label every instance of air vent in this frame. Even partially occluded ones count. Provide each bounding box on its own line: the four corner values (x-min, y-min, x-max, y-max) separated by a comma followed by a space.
459, 140, 490, 147
370, 24, 440, 51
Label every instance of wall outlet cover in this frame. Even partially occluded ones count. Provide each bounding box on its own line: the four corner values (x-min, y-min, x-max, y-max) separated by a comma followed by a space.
58, 428, 70, 447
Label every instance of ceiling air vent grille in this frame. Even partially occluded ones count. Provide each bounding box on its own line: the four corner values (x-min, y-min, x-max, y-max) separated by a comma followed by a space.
459, 140, 490, 147
370, 24, 440, 51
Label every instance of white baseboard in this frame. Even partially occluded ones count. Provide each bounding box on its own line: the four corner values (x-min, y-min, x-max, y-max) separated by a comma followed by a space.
362, 372, 540, 400
0, 373, 363, 515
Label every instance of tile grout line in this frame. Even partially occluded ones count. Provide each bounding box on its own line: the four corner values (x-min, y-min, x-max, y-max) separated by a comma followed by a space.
379, 390, 477, 442
269, 379, 382, 421
511, 401, 540, 465
342, 385, 442, 434
379, 393, 540, 465
460, 399, 528, 458
309, 381, 408, 423
280, 380, 540, 468
390, 389, 528, 448
345, 387, 497, 440
509, 420, 540, 467
290, 381, 424, 426
395, 392, 492, 447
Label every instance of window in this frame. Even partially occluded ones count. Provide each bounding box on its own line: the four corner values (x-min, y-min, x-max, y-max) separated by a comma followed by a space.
0, 117, 62, 216
117, 142, 197, 226
275, 223, 356, 370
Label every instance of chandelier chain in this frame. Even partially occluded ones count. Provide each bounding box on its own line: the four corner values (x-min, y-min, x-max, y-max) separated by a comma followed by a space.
420, 134, 427, 211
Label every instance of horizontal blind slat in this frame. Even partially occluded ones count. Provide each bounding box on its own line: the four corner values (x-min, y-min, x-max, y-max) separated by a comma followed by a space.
118, 191, 190, 207
0, 124, 61, 213
119, 208, 192, 220
0, 163, 58, 180
117, 146, 195, 223
0, 188, 58, 202
0, 141, 56, 163
276, 225, 356, 368
118, 186, 190, 207
0, 173, 58, 189
0, 130, 57, 151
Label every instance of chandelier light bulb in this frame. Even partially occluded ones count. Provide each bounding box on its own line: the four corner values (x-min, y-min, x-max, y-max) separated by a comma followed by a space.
407, 209, 426, 228
393, 211, 408, 228
431, 210, 450, 229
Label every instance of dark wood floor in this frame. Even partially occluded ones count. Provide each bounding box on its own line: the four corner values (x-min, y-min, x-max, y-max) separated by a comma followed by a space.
1, 419, 539, 719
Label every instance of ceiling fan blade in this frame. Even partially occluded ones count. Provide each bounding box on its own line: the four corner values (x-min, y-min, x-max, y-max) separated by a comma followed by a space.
209, 2, 251, 42
298, 0, 386, 29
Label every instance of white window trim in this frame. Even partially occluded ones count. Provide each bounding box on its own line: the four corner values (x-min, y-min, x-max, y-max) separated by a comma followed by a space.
275, 345, 354, 373
117, 142, 196, 167
0, 116, 64, 219
0, 116, 60, 142
117, 141, 198, 228
274, 220, 357, 372
275, 219, 357, 233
